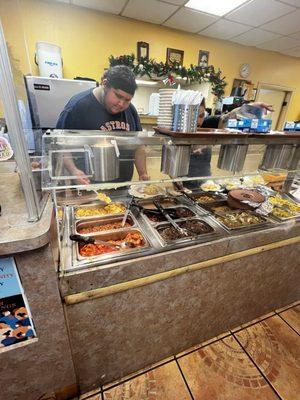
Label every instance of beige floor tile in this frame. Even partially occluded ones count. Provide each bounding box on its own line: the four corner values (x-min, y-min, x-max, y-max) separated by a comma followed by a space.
178, 336, 278, 400
103, 356, 175, 390
231, 312, 275, 333
103, 361, 191, 400
235, 315, 300, 400
176, 331, 230, 358
279, 304, 300, 334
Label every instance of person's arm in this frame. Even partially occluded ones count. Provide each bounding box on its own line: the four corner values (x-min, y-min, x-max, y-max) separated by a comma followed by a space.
62, 154, 90, 184
130, 104, 150, 180
56, 108, 90, 185
134, 145, 149, 181
218, 102, 274, 129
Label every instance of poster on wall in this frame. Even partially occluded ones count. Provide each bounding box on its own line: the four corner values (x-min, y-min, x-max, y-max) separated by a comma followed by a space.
0, 257, 36, 349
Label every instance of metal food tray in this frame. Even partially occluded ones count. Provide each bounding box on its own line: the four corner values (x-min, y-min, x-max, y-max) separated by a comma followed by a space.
212, 210, 272, 232
151, 217, 217, 247
267, 193, 300, 221
198, 200, 237, 215
76, 228, 150, 261
190, 191, 227, 204
75, 213, 137, 236
136, 196, 180, 209
141, 205, 197, 226
73, 202, 126, 220
268, 208, 300, 222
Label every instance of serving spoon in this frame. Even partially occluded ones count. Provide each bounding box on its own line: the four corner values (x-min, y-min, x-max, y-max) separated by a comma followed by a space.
70, 234, 134, 250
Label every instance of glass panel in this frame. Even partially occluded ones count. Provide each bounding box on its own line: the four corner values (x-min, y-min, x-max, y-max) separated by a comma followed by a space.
0, 0, 46, 215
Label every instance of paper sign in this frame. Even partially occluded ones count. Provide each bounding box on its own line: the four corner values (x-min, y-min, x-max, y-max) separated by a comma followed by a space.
0, 258, 36, 349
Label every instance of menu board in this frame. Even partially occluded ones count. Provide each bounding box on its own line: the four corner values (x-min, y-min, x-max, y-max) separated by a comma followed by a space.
0, 257, 36, 349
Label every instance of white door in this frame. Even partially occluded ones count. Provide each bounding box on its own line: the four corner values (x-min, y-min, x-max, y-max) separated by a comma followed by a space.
256, 88, 286, 130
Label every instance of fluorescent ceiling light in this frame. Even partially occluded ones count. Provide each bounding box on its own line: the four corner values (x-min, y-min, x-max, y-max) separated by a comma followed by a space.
185, 0, 249, 17
135, 79, 158, 86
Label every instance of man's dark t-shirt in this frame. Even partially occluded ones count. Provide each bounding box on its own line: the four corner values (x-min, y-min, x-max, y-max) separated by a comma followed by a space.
187, 115, 221, 188
56, 89, 142, 182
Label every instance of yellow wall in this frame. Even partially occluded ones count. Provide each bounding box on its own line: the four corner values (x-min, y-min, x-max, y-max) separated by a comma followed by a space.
1, 0, 300, 120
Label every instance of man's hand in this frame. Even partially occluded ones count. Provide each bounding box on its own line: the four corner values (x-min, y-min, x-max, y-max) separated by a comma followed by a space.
139, 173, 150, 181
249, 102, 274, 113
72, 168, 90, 185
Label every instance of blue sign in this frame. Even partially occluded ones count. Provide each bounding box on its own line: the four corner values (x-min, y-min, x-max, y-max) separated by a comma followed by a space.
0, 258, 22, 298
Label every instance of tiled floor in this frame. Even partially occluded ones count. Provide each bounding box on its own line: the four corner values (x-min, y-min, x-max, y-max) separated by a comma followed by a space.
79, 300, 300, 400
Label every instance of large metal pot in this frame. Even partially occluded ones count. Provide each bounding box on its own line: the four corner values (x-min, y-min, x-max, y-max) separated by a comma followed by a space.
161, 144, 191, 177
91, 140, 119, 181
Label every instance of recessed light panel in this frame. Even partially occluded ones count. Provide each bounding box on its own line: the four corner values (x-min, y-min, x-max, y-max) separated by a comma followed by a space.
185, 0, 249, 17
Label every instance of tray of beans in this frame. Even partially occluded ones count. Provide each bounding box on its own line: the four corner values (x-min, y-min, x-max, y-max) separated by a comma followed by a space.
77, 229, 149, 260
74, 202, 126, 220
142, 206, 196, 225
75, 214, 137, 236
154, 218, 215, 246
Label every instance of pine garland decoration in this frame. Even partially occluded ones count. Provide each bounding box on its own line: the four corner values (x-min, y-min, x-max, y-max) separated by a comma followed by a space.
108, 53, 227, 99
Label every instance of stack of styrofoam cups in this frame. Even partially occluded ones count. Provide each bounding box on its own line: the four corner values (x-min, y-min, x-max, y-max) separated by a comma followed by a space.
157, 88, 176, 129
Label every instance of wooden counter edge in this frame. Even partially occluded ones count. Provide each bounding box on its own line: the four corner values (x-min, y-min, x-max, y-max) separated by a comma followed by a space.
64, 235, 300, 306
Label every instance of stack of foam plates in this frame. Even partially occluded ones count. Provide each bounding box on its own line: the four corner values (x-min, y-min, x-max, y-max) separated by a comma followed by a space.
157, 88, 175, 129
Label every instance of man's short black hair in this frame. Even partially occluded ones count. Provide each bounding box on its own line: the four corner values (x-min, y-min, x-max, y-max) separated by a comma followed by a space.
102, 65, 137, 96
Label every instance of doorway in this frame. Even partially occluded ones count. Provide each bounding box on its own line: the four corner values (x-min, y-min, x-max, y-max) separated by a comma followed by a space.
256, 83, 294, 130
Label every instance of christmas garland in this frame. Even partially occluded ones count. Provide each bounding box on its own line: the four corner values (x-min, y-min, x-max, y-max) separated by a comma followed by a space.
109, 54, 227, 99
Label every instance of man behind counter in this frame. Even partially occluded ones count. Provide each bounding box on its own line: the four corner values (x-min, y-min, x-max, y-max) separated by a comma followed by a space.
186, 100, 274, 188
56, 65, 149, 184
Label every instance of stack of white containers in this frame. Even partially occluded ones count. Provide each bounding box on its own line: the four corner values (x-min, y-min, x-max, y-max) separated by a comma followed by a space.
157, 88, 176, 129
148, 92, 160, 116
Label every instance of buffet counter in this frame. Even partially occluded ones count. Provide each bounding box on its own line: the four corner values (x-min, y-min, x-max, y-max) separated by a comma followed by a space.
38, 129, 300, 393
0, 167, 77, 400
59, 189, 300, 392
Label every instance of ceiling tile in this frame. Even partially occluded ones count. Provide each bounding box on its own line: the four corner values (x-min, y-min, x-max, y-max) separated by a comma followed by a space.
226, 0, 295, 27
260, 9, 300, 34
163, 8, 218, 33
199, 19, 250, 40
289, 30, 300, 39
231, 28, 281, 46
276, 0, 300, 6
122, 0, 178, 24
160, 0, 188, 5
72, 0, 127, 13
280, 46, 300, 56
256, 35, 300, 50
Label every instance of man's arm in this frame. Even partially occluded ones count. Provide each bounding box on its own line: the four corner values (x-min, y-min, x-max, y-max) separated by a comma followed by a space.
62, 154, 90, 185
218, 102, 274, 129
56, 108, 90, 185
134, 145, 149, 181
130, 104, 150, 180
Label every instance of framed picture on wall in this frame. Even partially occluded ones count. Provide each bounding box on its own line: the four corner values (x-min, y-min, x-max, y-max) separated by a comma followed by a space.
166, 48, 184, 65
198, 50, 209, 67
230, 78, 252, 98
137, 42, 149, 61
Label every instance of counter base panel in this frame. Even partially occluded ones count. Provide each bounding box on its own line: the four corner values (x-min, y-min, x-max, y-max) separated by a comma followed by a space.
64, 240, 300, 392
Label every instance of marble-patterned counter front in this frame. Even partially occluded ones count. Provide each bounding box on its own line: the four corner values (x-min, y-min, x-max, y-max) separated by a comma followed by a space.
0, 167, 77, 400
61, 219, 300, 392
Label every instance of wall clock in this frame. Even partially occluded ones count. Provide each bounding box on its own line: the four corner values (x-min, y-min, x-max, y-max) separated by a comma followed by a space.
240, 63, 250, 78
